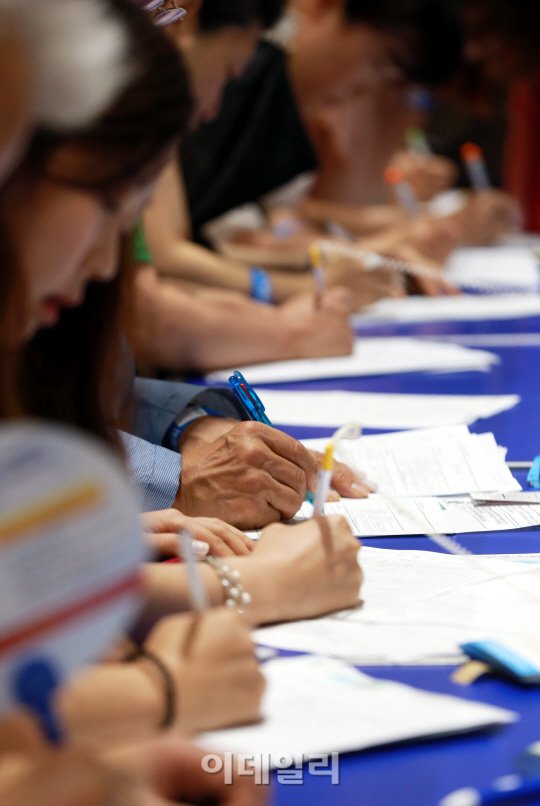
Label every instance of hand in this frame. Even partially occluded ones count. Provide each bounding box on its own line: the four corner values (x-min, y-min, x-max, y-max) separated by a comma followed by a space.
141, 608, 265, 733
390, 150, 458, 201
323, 253, 405, 310
241, 516, 363, 623
178, 416, 239, 452
361, 230, 459, 297
279, 289, 354, 358
104, 735, 268, 806
141, 509, 255, 557
176, 421, 320, 529
308, 450, 375, 498
450, 190, 522, 246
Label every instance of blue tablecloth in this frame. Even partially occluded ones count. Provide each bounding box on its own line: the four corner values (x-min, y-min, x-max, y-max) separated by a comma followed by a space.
254, 314, 540, 805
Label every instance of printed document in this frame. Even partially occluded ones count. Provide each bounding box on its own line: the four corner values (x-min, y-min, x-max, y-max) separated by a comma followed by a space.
199, 655, 516, 761
258, 390, 519, 430
207, 338, 498, 385
253, 549, 540, 665
304, 426, 520, 498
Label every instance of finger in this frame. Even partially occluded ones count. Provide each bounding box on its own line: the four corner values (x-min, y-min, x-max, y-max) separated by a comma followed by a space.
330, 459, 376, 497
263, 474, 305, 521
195, 530, 235, 557
140, 509, 183, 534
206, 520, 255, 553
247, 423, 319, 492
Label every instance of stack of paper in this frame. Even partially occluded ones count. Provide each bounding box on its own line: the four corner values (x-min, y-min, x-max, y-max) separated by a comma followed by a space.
199, 655, 516, 760
253, 549, 540, 666
353, 293, 540, 326
304, 426, 520, 498
445, 246, 540, 293
207, 338, 498, 384
258, 390, 519, 430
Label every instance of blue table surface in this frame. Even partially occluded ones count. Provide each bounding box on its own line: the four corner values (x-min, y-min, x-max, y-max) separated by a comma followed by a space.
206, 314, 540, 806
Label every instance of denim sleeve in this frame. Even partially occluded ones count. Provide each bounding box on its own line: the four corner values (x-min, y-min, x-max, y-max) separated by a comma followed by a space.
120, 431, 182, 512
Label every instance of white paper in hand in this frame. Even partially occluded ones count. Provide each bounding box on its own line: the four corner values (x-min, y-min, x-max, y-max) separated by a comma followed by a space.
0, 422, 146, 734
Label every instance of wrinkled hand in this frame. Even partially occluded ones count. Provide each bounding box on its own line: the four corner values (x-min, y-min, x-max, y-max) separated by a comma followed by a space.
308, 450, 374, 499
141, 509, 254, 557
177, 422, 320, 530
142, 608, 265, 734
249, 516, 363, 622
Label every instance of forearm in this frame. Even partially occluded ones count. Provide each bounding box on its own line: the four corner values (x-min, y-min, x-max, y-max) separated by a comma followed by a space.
56, 662, 163, 749
133, 279, 310, 372
302, 196, 407, 236
138, 560, 280, 633
153, 238, 252, 293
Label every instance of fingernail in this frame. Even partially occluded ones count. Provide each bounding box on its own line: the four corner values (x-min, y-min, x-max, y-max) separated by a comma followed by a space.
327, 490, 341, 502
192, 539, 210, 556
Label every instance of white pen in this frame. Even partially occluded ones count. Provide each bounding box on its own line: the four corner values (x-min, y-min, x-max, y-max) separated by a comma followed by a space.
179, 528, 209, 612
384, 166, 421, 216
461, 142, 491, 192
313, 443, 334, 518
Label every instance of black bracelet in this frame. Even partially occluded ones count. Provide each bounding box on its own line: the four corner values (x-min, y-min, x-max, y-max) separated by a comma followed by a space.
126, 647, 176, 730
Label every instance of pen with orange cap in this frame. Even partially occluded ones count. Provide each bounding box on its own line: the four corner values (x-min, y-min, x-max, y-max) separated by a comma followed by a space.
461, 142, 491, 192
384, 166, 420, 216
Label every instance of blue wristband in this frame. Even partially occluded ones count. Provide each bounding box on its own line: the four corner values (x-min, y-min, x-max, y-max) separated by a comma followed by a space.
250, 267, 273, 304
165, 405, 222, 451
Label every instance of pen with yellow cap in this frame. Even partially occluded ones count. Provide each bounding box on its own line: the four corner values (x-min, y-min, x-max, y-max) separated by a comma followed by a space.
309, 243, 326, 310
313, 442, 335, 518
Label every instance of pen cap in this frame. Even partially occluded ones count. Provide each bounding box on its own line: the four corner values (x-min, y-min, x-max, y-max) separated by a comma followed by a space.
461, 143, 484, 163
322, 443, 334, 472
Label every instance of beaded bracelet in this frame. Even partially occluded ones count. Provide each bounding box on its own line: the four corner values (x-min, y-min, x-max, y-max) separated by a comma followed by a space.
202, 556, 252, 612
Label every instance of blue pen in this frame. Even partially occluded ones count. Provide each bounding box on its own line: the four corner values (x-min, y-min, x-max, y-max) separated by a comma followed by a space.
440, 774, 540, 805
229, 371, 314, 503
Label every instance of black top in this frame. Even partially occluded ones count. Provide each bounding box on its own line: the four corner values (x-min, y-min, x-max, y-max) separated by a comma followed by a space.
184, 41, 318, 245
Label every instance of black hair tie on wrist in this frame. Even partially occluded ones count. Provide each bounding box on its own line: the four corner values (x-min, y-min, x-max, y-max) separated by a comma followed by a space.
126, 647, 176, 730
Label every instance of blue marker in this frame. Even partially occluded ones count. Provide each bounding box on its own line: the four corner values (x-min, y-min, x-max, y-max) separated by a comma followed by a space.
12, 656, 64, 744
440, 775, 540, 805
229, 371, 314, 504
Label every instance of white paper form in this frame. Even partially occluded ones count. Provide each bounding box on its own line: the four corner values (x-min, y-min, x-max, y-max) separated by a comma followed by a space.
304, 427, 520, 498
445, 246, 540, 292
253, 549, 540, 665
206, 338, 498, 385
258, 389, 519, 431
198, 655, 516, 762
324, 495, 540, 537
353, 294, 540, 326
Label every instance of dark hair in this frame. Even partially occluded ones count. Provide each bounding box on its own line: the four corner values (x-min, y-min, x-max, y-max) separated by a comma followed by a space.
465, 0, 540, 73
0, 0, 191, 446
345, 0, 463, 85
199, 0, 285, 33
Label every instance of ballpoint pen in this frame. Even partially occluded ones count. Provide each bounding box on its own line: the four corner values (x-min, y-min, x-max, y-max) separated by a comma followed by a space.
228, 370, 314, 502
313, 442, 334, 517
461, 142, 491, 192
179, 528, 209, 612
384, 166, 421, 216
309, 243, 326, 310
